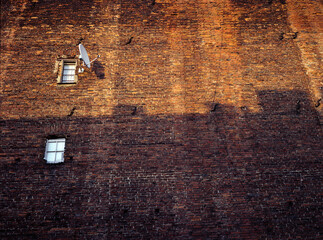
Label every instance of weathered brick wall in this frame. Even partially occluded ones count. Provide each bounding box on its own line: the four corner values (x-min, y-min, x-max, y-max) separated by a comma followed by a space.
1, 0, 322, 239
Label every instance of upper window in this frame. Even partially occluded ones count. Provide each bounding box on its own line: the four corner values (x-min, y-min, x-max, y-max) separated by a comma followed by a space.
55, 59, 79, 84
44, 138, 66, 164
62, 62, 76, 83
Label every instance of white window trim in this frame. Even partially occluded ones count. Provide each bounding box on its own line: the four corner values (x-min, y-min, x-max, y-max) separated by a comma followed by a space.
44, 138, 66, 164
57, 59, 78, 84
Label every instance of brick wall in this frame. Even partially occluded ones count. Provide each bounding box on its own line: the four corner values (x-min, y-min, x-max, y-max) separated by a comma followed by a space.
1, 0, 322, 239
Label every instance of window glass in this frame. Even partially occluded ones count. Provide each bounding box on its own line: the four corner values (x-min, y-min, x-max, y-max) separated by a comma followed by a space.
56, 152, 64, 162
46, 152, 56, 163
47, 142, 57, 151
63, 64, 75, 70
57, 141, 65, 151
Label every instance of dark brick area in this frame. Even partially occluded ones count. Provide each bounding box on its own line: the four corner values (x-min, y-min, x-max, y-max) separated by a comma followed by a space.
1, 92, 322, 239
1, 0, 322, 239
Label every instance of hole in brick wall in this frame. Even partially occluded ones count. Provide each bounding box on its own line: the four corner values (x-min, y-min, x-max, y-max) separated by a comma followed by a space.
123, 209, 129, 215
296, 102, 302, 115
131, 106, 137, 115
77, 37, 84, 45
187, 114, 197, 121
280, 0, 286, 4
267, 0, 273, 5
155, 208, 160, 214
210, 103, 219, 112
115, 73, 126, 87
15, 158, 21, 163
315, 99, 321, 108
287, 201, 294, 208
124, 37, 134, 45
68, 107, 76, 117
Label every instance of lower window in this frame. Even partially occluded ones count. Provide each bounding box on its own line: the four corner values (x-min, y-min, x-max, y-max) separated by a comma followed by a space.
44, 138, 66, 164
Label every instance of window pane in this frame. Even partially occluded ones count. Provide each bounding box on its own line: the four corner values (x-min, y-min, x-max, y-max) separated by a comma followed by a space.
57, 141, 65, 151
63, 64, 76, 70
62, 76, 74, 83
56, 152, 64, 163
46, 152, 56, 163
63, 69, 75, 75
47, 141, 57, 151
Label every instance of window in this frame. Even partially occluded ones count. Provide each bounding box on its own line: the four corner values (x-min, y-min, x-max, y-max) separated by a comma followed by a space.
61, 61, 76, 83
62, 62, 76, 83
44, 138, 66, 164
55, 59, 79, 84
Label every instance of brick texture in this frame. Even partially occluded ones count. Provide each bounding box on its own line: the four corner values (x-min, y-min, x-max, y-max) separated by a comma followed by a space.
1, 0, 322, 239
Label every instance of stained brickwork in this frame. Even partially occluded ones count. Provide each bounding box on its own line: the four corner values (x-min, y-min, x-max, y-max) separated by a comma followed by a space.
1, 0, 322, 239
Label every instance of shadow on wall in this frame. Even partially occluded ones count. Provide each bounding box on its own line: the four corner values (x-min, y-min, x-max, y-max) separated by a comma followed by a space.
92, 61, 105, 79
0, 89, 322, 239
0, 0, 12, 30
230, 0, 277, 8
257, 90, 313, 115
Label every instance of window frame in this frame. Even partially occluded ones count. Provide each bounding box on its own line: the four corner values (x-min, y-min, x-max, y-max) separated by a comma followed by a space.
57, 59, 79, 84
44, 138, 66, 164
62, 61, 76, 83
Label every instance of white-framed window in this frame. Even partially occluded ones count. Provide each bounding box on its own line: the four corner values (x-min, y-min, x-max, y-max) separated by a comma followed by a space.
61, 61, 76, 83
55, 59, 79, 84
44, 138, 66, 164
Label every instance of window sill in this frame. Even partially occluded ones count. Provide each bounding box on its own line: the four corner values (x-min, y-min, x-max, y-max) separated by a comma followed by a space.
45, 161, 65, 164
57, 82, 77, 86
